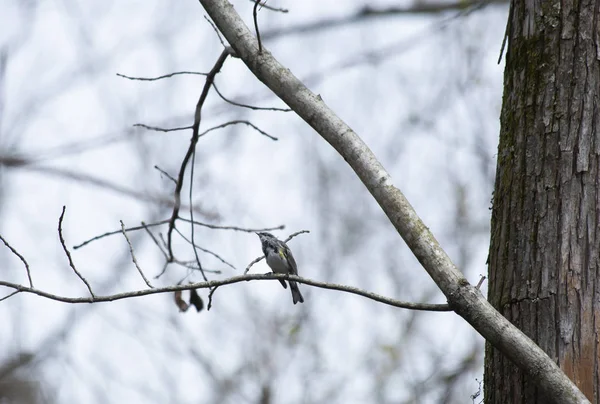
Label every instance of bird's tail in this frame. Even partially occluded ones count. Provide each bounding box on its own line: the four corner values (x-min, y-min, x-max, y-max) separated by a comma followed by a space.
289, 281, 304, 304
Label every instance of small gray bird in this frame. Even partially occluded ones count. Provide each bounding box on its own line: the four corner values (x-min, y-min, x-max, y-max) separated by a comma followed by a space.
256, 232, 304, 304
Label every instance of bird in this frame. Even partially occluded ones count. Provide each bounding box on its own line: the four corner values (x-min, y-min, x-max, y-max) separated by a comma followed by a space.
256, 232, 304, 304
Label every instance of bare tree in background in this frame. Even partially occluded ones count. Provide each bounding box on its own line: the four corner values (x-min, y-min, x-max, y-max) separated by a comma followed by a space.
486, 0, 600, 402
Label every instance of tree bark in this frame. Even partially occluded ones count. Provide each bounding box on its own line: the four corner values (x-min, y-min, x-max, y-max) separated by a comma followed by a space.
486, 0, 600, 402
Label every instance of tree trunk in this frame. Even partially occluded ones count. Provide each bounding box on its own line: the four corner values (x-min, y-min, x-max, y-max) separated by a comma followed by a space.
486, 1, 600, 402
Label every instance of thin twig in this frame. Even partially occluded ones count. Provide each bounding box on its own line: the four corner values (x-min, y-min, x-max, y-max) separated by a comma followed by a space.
120, 221, 153, 288
116, 71, 208, 81
497, 0, 513, 64
58, 206, 95, 298
141, 222, 169, 259
155, 261, 169, 280
207, 286, 217, 310
154, 166, 177, 184
74, 220, 170, 249
204, 15, 227, 48
199, 119, 277, 140
0, 273, 452, 311
253, 0, 263, 52
212, 83, 291, 112
74, 219, 282, 249
158, 232, 169, 252
0, 235, 33, 287
244, 256, 264, 274
476, 275, 487, 290
174, 228, 235, 270
134, 123, 192, 133
166, 49, 230, 261
248, 0, 288, 13
284, 230, 310, 243
179, 218, 284, 233
0, 290, 20, 302
189, 145, 207, 281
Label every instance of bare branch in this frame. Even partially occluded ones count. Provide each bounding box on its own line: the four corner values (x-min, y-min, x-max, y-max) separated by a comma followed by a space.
253, 0, 263, 52
75, 220, 169, 249
244, 256, 264, 274
155, 261, 169, 280
120, 221, 153, 288
154, 165, 177, 184
189, 146, 207, 281
58, 206, 95, 298
498, 0, 514, 64
0, 235, 33, 288
0, 273, 451, 311
212, 82, 291, 112
0, 290, 20, 302
174, 228, 236, 270
284, 229, 310, 243
179, 218, 284, 233
207, 286, 217, 310
249, 0, 288, 13
204, 15, 227, 48
199, 119, 278, 140
116, 71, 208, 81
476, 275, 486, 290
166, 49, 230, 261
133, 123, 192, 133
141, 222, 169, 259
74, 219, 282, 249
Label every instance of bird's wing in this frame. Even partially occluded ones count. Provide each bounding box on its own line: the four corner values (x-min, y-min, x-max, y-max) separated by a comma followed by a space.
285, 244, 299, 275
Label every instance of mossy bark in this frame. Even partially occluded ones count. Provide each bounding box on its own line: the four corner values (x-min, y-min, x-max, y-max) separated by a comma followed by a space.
485, 0, 600, 402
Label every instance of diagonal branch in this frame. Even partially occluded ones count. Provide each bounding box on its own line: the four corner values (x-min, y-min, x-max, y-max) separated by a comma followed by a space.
120, 221, 153, 288
0, 235, 33, 288
196, 1, 587, 403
